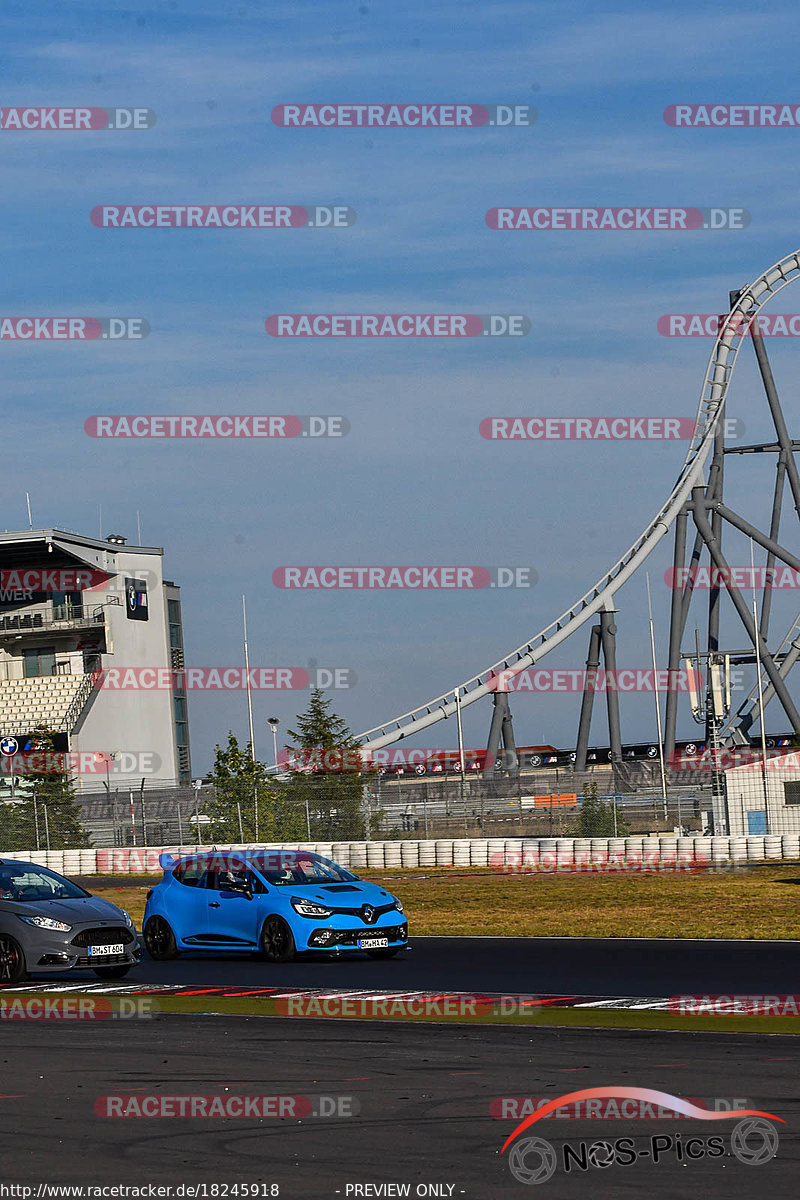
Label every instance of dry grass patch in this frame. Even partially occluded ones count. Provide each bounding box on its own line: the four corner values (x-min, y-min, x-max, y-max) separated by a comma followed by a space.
89, 865, 800, 939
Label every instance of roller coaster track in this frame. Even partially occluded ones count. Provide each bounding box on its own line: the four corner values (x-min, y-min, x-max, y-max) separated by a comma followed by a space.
358, 250, 800, 751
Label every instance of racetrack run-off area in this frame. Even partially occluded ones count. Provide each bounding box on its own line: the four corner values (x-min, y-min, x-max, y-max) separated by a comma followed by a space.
0, 1016, 797, 1197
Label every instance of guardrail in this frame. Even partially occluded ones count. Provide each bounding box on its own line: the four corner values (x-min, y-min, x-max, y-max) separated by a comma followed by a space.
2, 834, 798, 875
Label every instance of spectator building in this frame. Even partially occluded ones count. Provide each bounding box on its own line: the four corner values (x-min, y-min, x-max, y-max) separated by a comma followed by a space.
0, 528, 190, 790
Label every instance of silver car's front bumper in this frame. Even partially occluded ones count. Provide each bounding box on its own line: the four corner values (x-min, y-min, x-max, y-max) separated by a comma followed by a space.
22, 922, 141, 974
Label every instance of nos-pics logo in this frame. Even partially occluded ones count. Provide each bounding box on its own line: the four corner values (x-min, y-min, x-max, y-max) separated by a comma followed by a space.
502, 1087, 783, 1185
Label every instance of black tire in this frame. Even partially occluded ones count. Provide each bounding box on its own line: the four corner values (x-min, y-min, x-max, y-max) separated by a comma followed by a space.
92, 964, 133, 979
143, 916, 178, 961
260, 916, 296, 963
0, 935, 26, 985
366, 948, 401, 959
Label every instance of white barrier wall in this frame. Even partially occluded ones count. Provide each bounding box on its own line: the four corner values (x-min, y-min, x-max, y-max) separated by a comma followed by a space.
1, 835, 799, 875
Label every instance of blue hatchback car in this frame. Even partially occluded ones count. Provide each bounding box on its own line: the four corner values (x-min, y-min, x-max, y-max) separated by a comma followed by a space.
143, 849, 408, 962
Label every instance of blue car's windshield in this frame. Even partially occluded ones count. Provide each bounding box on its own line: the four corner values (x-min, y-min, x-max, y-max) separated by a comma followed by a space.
0, 865, 89, 901
256, 857, 358, 886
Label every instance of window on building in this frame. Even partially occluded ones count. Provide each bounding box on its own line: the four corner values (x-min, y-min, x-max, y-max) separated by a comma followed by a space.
168, 598, 183, 651
23, 646, 56, 677
783, 781, 800, 806
52, 591, 82, 620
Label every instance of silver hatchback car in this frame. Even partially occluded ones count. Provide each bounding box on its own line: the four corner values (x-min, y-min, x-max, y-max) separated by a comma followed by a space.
0, 859, 141, 984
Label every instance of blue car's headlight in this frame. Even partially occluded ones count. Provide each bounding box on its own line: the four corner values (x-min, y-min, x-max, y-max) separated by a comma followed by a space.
18, 915, 72, 932
393, 897, 405, 914
291, 897, 333, 918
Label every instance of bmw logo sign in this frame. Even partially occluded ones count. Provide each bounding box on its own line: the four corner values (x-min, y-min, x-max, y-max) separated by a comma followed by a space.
127, 585, 137, 610
0, 737, 18, 757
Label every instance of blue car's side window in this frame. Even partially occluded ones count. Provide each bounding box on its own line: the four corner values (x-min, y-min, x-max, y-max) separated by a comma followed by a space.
205, 869, 265, 895
173, 863, 205, 888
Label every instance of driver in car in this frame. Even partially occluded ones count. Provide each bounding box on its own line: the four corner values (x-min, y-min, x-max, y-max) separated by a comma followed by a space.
220, 869, 250, 892
0, 871, 23, 899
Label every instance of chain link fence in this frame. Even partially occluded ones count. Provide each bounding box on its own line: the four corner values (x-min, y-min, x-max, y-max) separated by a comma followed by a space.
0, 766, 717, 850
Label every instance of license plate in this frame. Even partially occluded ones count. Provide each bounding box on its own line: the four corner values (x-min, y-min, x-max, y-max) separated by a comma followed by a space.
88, 943, 125, 957
358, 937, 388, 949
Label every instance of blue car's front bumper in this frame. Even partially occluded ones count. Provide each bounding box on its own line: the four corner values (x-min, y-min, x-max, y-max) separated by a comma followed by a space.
302, 919, 408, 951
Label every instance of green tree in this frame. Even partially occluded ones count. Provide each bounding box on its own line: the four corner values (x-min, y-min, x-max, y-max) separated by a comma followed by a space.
284, 689, 369, 840
579, 780, 628, 837
0, 777, 37, 851
205, 733, 305, 842
0, 727, 91, 850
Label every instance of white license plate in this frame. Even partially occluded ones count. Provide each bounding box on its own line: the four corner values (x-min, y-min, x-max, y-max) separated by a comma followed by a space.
358, 937, 388, 949
88, 943, 125, 957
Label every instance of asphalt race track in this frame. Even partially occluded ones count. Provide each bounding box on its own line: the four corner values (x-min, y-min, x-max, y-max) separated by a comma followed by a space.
7, 924, 800, 1194
23, 934, 800, 995
0, 1016, 796, 1197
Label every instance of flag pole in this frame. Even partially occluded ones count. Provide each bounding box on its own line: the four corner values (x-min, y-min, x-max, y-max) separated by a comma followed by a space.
242, 595, 258, 840
646, 573, 669, 821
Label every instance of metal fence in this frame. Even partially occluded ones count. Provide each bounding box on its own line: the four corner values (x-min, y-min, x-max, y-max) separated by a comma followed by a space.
0, 772, 718, 850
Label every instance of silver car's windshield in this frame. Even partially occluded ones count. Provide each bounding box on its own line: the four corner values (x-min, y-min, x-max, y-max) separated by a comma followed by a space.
0, 865, 90, 902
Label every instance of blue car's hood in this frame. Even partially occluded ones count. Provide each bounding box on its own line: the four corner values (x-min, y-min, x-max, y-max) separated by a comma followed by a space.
290, 880, 397, 907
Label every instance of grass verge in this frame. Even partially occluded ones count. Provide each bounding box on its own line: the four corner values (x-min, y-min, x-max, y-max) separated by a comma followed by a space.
3, 990, 798, 1035
94, 864, 800, 940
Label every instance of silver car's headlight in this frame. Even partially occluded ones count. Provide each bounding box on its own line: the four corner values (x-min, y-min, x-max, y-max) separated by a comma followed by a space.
121, 910, 135, 927
291, 897, 332, 918
18, 915, 72, 932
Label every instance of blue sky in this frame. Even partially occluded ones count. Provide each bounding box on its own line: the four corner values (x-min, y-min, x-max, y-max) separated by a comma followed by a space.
4, 0, 800, 770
